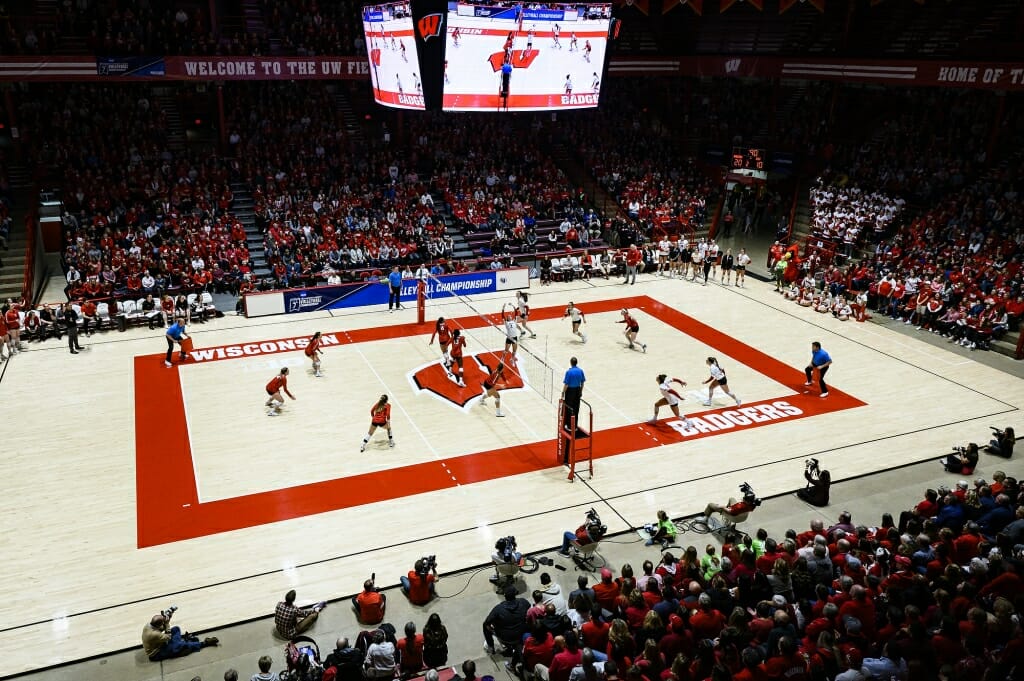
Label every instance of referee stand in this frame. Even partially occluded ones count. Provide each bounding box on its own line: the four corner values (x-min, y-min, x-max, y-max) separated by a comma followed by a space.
557, 398, 593, 482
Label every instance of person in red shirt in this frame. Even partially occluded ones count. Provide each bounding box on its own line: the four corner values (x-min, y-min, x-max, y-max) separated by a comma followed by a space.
396, 621, 425, 676
760, 636, 809, 680
592, 568, 620, 615
449, 329, 467, 387
305, 331, 323, 377
79, 299, 98, 336
265, 367, 296, 416
624, 244, 641, 285
401, 558, 437, 605
352, 578, 386, 625
429, 317, 453, 372
361, 394, 394, 451
480, 361, 506, 418
690, 593, 727, 640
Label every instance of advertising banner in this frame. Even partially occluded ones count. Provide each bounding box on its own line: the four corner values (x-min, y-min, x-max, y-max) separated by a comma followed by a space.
278, 268, 529, 315
165, 56, 370, 80
97, 56, 165, 77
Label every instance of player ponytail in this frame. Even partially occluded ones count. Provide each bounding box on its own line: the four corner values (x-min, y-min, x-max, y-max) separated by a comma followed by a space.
453, 329, 461, 340
519, 291, 528, 302
656, 373, 667, 384
281, 367, 289, 376
707, 357, 719, 367
435, 317, 445, 332
311, 331, 321, 341
376, 394, 388, 408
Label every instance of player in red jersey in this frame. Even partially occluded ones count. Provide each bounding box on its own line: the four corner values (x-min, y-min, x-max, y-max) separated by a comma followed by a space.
452, 26, 461, 46
4, 304, 22, 353
480, 362, 506, 418
449, 329, 467, 387
361, 394, 395, 451
0, 312, 8, 362
265, 367, 296, 416
429, 317, 453, 371
583, 40, 591, 62
617, 308, 646, 352
305, 331, 323, 377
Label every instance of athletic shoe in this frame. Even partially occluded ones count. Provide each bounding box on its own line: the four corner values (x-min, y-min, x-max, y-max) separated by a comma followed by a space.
557, 549, 570, 557
683, 419, 694, 430
627, 344, 634, 350
315, 372, 323, 377
267, 411, 278, 417
389, 439, 395, 448
581, 332, 588, 344
483, 645, 495, 655
457, 380, 465, 387
646, 418, 658, 425
641, 344, 647, 353
735, 398, 742, 406
702, 400, 712, 406
644, 539, 655, 546
164, 361, 172, 368
360, 443, 366, 452
520, 330, 526, 337
804, 381, 813, 386
496, 411, 505, 417
530, 333, 536, 338
819, 392, 829, 398
202, 637, 219, 648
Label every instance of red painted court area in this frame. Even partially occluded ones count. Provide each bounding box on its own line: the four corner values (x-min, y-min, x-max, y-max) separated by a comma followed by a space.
134, 296, 865, 547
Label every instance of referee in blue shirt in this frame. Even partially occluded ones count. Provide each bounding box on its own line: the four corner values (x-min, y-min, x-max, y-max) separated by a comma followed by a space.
562, 356, 586, 437
804, 341, 832, 397
387, 266, 403, 312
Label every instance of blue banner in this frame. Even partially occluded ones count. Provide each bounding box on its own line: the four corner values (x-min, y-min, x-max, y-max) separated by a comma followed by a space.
521, 9, 564, 21
283, 271, 499, 313
364, 10, 385, 22
96, 56, 165, 77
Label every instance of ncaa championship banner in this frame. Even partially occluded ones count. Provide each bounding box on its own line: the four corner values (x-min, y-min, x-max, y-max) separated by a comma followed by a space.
245, 268, 529, 317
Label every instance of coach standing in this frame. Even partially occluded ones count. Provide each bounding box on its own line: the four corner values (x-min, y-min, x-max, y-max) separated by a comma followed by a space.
387, 266, 403, 313
623, 244, 641, 285
804, 341, 832, 398
562, 356, 586, 434
62, 302, 83, 355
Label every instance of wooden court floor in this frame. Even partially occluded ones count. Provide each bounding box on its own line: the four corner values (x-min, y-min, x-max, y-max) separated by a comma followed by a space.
1, 274, 1020, 677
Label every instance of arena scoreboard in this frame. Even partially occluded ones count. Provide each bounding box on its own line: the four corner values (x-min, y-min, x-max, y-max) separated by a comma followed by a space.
363, 1, 615, 112
732, 147, 766, 171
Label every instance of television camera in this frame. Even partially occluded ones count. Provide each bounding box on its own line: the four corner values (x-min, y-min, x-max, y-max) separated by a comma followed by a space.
585, 508, 608, 540
416, 555, 437, 576
495, 536, 518, 563
739, 482, 762, 508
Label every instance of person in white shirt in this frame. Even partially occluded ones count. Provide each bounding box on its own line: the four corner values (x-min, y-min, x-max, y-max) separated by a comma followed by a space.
649, 374, 693, 429
562, 302, 587, 344
657, 238, 671, 276
702, 357, 741, 407
735, 248, 751, 287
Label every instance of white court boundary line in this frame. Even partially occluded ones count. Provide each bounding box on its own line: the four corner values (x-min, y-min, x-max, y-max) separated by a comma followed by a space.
178, 367, 203, 505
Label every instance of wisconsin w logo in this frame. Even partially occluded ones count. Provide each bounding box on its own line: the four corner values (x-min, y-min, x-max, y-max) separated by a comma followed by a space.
725, 58, 742, 74
417, 13, 443, 41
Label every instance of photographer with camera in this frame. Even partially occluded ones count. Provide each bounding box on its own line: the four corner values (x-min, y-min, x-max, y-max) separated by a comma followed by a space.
986, 426, 1015, 459
943, 442, 979, 475
401, 556, 438, 605
557, 509, 607, 557
274, 589, 325, 639
797, 458, 831, 507
353, 576, 386, 625
141, 607, 219, 661
491, 536, 523, 586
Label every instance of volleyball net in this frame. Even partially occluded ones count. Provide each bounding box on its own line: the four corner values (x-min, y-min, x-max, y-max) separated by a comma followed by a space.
422, 274, 557, 404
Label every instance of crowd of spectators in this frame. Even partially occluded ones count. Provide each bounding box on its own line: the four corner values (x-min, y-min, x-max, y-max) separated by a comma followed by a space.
20, 84, 255, 302
808, 184, 906, 257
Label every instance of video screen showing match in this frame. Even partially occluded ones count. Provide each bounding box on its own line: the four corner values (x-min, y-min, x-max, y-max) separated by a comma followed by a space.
443, 2, 612, 112
363, 2, 426, 110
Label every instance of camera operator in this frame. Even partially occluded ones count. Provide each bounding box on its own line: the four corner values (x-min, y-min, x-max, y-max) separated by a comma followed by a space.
943, 442, 979, 474
141, 608, 219, 661
401, 556, 438, 605
557, 509, 607, 557
986, 426, 1015, 459
702, 484, 761, 522
352, 577, 386, 625
796, 458, 831, 507
491, 537, 523, 584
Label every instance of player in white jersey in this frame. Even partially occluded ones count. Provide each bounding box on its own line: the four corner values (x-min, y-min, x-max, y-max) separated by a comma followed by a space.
706, 239, 720, 282
735, 248, 751, 287
702, 357, 741, 407
564, 74, 573, 95
396, 74, 403, 94
525, 26, 535, 57
591, 72, 600, 92
657, 237, 671, 276
689, 245, 703, 283
562, 302, 587, 343
413, 73, 421, 92
649, 374, 693, 429
569, 31, 578, 51
400, 40, 407, 62
552, 23, 561, 48
501, 303, 519, 358
515, 291, 536, 338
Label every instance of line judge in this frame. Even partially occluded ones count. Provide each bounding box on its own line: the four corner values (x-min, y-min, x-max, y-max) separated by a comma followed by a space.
561, 356, 586, 432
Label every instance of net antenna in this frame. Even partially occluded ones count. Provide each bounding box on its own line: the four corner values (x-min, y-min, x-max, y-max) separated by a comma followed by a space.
422, 273, 556, 403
